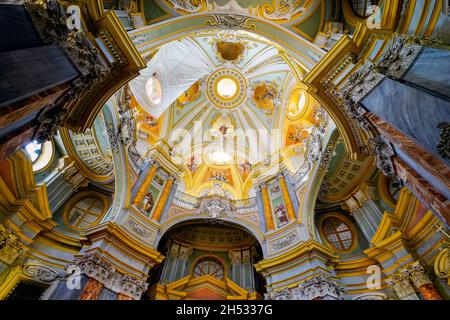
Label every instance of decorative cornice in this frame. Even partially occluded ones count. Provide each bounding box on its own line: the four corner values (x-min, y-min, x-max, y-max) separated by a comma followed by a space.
255, 240, 338, 274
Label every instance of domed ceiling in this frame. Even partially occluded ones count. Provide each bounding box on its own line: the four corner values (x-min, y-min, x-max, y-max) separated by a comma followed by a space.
128, 31, 321, 200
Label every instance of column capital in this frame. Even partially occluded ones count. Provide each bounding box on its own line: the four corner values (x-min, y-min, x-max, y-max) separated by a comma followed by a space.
403, 261, 433, 287
387, 270, 417, 299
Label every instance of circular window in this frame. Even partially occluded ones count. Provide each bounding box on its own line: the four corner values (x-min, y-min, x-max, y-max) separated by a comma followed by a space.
63, 194, 108, 230
322, 216, 354, 251
193, 256, 224, 280
351, 0, 379, 18
217, 77, 238, 99
207, 68, 247, 109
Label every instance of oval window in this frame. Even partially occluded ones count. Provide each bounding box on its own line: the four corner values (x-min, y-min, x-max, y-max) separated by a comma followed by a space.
322, 216, 354, 251
146, 75, 162, 105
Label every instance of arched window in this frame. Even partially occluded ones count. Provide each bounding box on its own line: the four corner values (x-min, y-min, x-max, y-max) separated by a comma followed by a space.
321, 216, 354, 251
193, 256, 224, 280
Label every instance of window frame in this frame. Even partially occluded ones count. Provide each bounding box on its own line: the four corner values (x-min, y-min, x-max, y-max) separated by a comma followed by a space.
191, 255, 226, 281
62, 191, 109, 231
319, 213, 358, 253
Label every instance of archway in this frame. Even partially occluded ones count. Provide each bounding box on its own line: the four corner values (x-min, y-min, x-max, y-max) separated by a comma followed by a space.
146, 220, 266, 300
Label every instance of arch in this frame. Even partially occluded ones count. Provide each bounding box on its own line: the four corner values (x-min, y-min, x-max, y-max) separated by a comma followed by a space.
129, 13, 325, 71
298, 124, 340, 236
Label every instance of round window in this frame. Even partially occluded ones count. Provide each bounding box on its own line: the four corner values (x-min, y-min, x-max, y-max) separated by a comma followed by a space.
64, 195, 108, 230
351, 0, 379, 18
322, 216, 354, 251
193, 256, 224, 280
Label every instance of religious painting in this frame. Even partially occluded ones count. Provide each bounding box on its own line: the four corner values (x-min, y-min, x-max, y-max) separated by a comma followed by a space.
129, 95, 161, 137
251, 81, 280, 114
209, 171, 228, 182
140, 191, 154, 215
204, 168, 233, 184
238, 160, 252, 181
136, 171, 166, 217
177, 80, 201, 107
274, 204, 289, 226
186, 155, 199, 173
267, 179, 288, 228
286, 124, 309, 147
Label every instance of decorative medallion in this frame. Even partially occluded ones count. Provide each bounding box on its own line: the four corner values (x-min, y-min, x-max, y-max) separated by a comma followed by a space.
216, 41, 246, 62
206, 68, 247, 109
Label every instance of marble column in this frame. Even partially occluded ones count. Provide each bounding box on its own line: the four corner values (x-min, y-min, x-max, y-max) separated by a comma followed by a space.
133, 162, 159, 206
278, 174, 296, 221
152, 176, 174, 222
400, 46, 450, 99
259, 183, 274, 231
241, 249, 255, 291
79, 278, 103, 300
117, 293, 133, 300
405, 262, 443, 300
393, 156, 450, 225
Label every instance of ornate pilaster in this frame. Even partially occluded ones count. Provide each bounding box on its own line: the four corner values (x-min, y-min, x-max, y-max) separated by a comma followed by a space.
278, 173, 296, 221
387, 261, 443, 300
345, 185, 384, 241
152, 176, 174, 222
264, 288, 290, 300
259, 183, 274, 231
133, 161, 159, 206
159, 241, 192, 283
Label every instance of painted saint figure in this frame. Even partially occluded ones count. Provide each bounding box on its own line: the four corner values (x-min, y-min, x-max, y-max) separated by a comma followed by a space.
141, 191, 154, 215
275, 204, 289, 226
